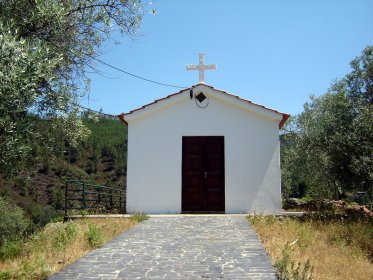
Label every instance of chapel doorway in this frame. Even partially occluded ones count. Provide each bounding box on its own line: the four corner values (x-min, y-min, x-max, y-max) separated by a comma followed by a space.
182, 136, 225, 212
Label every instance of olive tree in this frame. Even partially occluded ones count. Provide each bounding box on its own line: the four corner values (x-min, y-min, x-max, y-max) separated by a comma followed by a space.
281, 46, 373, 199
0, 0, 144, 176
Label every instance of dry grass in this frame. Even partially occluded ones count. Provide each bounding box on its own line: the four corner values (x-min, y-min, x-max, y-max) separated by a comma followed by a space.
0, 218, 137, 279
248, 215, 373, 280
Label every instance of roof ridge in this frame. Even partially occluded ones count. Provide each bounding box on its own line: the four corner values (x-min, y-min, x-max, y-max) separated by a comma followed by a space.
118, 83, 290, 128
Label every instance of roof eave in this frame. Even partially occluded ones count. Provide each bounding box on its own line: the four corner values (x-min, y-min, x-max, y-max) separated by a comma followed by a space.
279, 114, 290, 129
117, 113, 128, 125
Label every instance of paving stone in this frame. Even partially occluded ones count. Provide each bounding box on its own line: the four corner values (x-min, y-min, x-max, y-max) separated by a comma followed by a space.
49, 216, 277, 279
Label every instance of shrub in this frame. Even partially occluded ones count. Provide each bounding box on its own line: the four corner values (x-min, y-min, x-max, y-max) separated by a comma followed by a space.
35, 256, 51, 278
15, 177, 30, 196
85, 224, 104, 248
0, 187, 11, 199
0, 271, 11, 280
275, 244, 314, 280
0, 240, 21, 261
50, 187, 64, 209
0, 197, 29, 245
39, 160, 51, 174
54, 222, 78, 252
29, 203, 63, 226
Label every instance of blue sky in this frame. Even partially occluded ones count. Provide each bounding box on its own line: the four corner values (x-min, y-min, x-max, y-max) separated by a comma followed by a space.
83, 0, 373, 117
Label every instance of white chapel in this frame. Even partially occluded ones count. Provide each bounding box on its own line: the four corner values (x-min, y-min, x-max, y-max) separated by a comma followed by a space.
118, 54, 289, 214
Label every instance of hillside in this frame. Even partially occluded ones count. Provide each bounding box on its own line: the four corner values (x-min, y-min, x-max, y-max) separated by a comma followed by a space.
0, 117, 128, 225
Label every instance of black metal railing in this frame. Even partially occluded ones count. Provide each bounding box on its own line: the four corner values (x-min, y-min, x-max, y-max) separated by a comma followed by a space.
64, 180, 125, 216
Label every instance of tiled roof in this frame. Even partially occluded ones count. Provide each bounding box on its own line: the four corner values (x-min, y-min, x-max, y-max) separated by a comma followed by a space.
118, 83, 290, 128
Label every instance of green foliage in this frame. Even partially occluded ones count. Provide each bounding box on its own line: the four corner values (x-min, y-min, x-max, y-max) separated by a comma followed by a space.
346, 46, 373, 104
29, 203, 63, 227
54, 222, 78, 252
78, 209, 89, 217
0, 0, 133, 221
15, 176, 30, 196
281, 46, 373, 199
0, 0, 143, 177
0, 271, 11, 280
39, 160, 51, 175
275, 244, 292, 279
0, 240, 21, 261
59, 163, 90, 181
50, 186, 64, 209
0, 197, 29, 245
83, 117, 128, 174
130, 212, 149, 223
85, 223, 104, 248
35, 257, 51, 278
275, 244, 314, 280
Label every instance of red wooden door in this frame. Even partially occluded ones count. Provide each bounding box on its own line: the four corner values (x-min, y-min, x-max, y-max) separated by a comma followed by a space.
182, 136, 225, 212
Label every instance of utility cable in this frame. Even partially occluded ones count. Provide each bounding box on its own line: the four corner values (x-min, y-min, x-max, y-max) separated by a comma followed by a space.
92, 57, 189, 89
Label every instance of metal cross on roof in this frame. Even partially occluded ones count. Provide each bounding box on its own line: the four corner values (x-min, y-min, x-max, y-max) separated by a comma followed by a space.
186, 53, 217, 83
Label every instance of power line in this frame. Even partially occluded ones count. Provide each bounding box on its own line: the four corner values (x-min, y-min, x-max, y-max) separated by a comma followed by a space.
75, 55, 190, 116
76, 58, 190, 117
93, 57, 189, 89
67, 47, 188, 89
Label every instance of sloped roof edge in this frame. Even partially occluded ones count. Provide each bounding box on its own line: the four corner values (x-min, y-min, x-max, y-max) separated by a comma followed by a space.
117, 83, 290, 129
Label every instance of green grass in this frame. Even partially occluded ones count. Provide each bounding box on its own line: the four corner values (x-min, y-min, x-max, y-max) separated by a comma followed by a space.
85, 224, 104, 248
130, 212, 149, 223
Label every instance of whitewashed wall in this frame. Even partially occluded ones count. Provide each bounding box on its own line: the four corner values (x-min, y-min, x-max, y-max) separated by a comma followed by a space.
125, 85, 283, 214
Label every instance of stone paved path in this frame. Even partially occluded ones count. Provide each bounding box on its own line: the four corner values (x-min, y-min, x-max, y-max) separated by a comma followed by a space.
49, 216, 277, 279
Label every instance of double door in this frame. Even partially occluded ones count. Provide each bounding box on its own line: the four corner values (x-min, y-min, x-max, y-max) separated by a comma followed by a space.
182, 136, 225, 212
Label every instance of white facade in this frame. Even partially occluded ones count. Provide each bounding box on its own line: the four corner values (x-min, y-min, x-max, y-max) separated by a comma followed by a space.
118, 84, 289, 214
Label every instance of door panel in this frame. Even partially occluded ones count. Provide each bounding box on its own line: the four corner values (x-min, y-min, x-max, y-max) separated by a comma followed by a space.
182, 137, 204, 211
182, 136, 225, 212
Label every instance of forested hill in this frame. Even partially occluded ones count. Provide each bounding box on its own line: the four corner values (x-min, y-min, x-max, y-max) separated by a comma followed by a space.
0, 116, 128, 225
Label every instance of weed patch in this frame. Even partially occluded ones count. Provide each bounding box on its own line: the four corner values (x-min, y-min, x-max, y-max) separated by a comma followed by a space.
248, 215, 373, 280
85, 223, 104, 248
130, 212, 149, 223
0, 240, 21, 261
0, 218, 137, 279
275, 244, 313, 280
